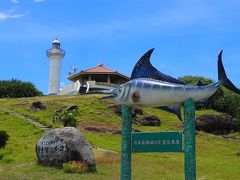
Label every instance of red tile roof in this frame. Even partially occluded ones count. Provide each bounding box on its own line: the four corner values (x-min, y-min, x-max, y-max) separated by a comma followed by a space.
82, 64, 116, 73
68, 64, 130, 81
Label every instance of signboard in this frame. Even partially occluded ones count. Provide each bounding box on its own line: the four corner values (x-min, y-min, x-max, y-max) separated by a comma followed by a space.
131, 131, 183, 153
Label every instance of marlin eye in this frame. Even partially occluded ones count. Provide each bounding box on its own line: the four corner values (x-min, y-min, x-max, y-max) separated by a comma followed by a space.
132, 91, 140, 102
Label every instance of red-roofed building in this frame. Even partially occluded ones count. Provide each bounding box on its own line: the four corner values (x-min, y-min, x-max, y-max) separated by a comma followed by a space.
67, 64, 129, 92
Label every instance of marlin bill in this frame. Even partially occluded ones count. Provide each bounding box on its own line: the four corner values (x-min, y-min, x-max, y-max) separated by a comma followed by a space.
89, 49, 240, 120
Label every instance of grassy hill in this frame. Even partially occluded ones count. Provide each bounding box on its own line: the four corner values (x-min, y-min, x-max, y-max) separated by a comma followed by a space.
0, 94, 239, 179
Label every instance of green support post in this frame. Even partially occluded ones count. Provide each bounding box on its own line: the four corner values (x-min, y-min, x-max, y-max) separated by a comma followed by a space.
120, 105, 132, 180
184, 98, 196, 180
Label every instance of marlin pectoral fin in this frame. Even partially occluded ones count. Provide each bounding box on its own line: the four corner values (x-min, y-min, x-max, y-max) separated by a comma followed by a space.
131, 49, 185, 84
156, 105, 182, 121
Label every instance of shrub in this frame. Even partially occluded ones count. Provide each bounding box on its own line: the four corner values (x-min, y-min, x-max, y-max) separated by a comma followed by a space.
235, 113, 240, 131
0, 130, 10, 149
0, 153, 4, 160
207, 87, 240, 117
63, 161, 89, 174
180, 76, 240, 122
0, 79, 43, 98
179, 76, 214, 109
179, 75, 213, 85
53, 109, 79, 127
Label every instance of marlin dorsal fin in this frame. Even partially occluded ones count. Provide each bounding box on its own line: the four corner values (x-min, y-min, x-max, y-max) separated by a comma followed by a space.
130, 49, 185, 84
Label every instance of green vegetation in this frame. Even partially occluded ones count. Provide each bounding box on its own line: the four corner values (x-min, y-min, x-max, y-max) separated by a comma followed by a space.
0, 79, 43, 98
63, 161, 89, 174
0, 110, 44, 166
0, 131, 9, 149
179, 75, 213, 85
0, 94, 239, 179
207, 87, 240, 118
180, 75, 240, 125
53, 108, 79, 127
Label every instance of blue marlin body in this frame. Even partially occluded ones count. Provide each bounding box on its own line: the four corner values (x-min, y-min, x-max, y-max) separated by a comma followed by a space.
112, 78, 220, 107
89, 49, 240, 120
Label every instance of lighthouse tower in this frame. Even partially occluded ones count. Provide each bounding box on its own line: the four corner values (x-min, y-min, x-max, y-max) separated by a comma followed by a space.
46, 39, 65, 95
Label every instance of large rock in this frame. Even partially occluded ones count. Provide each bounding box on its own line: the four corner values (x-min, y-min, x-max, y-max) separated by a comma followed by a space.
133, 107, 144, 115
55, 105, 79, 113
196, 114, 238, 135
108, 104, 144, 117
133, 115, 161, 126
82, 125, 141, 134
35, 127, 96, 171
107, 104, 121, 116
132, 107, 144, 118
32, 101, 46, 110
30, 101, 46, 112
107, 104, 160, 126
65, 105, 78, 111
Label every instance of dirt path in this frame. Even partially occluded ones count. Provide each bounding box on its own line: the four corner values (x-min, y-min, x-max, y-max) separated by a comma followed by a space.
0, 106, 51, 132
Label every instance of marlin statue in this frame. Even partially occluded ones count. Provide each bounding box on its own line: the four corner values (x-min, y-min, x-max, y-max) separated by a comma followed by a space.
88, 49, 240, 120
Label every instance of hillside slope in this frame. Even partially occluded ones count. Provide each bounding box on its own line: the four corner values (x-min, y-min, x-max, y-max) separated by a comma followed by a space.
0, 95, 239, 179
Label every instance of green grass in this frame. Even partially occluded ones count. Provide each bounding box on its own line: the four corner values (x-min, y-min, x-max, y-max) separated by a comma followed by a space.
0, 95, 121, 128
0, 95, 240, 179
0, 110, 44, 166
84, 132, 121, 152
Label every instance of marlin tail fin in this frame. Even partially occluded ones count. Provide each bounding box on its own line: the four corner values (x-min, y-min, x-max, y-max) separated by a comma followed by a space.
218, 50, 240, 94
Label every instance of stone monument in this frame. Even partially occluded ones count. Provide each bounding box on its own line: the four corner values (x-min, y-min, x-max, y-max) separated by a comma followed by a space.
36, 127, 96, 171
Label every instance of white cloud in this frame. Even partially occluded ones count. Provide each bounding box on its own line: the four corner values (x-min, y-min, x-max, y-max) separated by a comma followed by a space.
0, 13, 10, 20
0, 11, 27, 21
33, 0, 45, 2
11, 0, 19, 3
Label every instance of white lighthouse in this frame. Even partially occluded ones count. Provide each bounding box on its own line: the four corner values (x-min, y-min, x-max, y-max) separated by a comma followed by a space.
46, 39, 65, 95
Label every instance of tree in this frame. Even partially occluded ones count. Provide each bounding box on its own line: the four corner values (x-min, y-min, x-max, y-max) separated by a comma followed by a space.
179, 75, 213, 85
0, 79, 43, 98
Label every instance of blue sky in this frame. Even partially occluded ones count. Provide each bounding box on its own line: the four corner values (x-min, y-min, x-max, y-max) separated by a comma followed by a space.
0, 0, 240, 94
